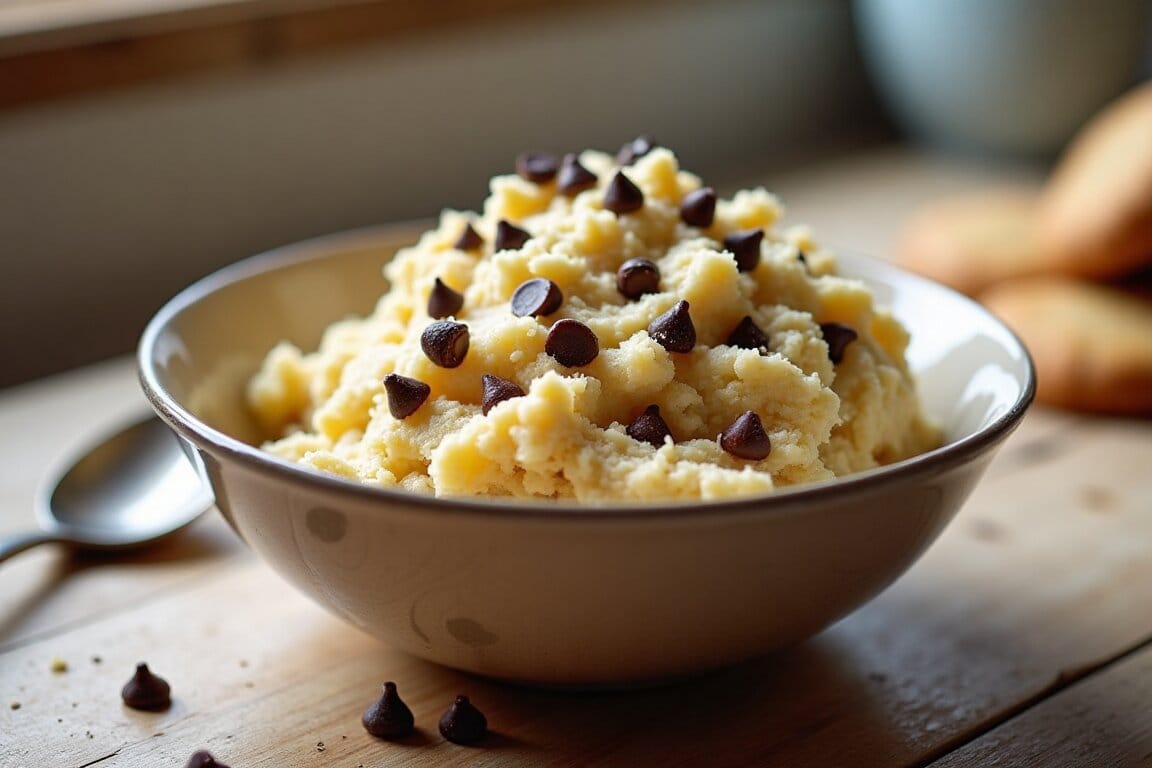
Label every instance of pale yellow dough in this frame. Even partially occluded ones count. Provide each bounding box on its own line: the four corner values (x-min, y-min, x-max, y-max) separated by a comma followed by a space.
247, 148, 938, 501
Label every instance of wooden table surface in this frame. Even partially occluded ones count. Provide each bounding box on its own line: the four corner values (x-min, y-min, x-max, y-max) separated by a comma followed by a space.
3, 149, 1152, 767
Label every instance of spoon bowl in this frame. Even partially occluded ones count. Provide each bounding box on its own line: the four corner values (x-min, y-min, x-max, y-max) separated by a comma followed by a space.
0, 416, 213, 563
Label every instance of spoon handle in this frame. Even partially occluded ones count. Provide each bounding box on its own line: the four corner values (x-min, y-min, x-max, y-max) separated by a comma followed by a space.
0, 530, 61, 564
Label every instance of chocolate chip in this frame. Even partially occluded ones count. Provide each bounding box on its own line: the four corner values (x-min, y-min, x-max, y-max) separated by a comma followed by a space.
617, 135, 657, 165
723, 229, 764, 272
361, 682, 415, 740
421, 320, 470, 368
603, 171, 644, 215
626, 405, 673, 448
428, 277, 464, 319
545, 319, 599, 367
726, 316, 770, 353
383, 373, 431, 419
648, 300, 696, 353
616, 258, 660, 300
439, 694, 487, 745
797, 250, 809, 272
557, 153, 598, 196
121, 663, 171, 711
494, 220, 531, 251
720, 411, 772, 461
680, 187, 717, 228
516, 151, 560, 183
482, 374, 525, 415
186, 751, 229, 768
819, 323, 858, 364
510, 277, 563, 317
454, 222, 484, 251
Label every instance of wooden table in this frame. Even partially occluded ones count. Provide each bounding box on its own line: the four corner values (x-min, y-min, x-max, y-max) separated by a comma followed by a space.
3, 150, 1152, 767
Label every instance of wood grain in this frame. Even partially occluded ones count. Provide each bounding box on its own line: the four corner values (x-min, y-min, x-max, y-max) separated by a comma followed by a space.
929, 641, 1152, 768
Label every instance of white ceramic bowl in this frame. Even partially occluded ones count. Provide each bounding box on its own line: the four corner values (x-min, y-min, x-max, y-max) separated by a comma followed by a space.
139, 225, 1034, 686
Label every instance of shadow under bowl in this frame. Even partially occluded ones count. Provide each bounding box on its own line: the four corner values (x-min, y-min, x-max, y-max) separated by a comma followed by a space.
138, 224, 1034, 686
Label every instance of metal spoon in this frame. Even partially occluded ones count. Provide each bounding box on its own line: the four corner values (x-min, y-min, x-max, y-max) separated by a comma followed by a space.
0, 416, 213, 563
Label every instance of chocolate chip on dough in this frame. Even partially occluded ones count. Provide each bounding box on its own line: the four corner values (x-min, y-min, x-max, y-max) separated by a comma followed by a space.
725, 316, 770, 353
626, 405, 673, 448
604, 171, 645, 215
545, 319, 600, 367
428, 277, 464, 319
482, 374, 525, 415
510, 278, 563, 317
616, 258, 661, 300
720, 411, 772, 461
680, 187, 717, 228
421, 320, 470, 368
797, 250, 809, 272
557, 153, 598, 196
819, 323, 858, 364
383, 374, 431, 419
617, 135, 657, 165
121, 663, 171, 711
648, 300, 696, 353
453, 222, 484, 251
494, 220, 532, 252
515, 151, 560, 183
723, 229, 764, 272
361, 682, 415, 740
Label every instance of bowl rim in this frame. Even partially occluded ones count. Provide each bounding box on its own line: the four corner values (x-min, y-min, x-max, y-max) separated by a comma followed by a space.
138, 223, 1036, 521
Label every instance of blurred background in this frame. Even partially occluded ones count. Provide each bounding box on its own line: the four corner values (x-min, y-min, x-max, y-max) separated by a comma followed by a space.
2, 0, 1150, 389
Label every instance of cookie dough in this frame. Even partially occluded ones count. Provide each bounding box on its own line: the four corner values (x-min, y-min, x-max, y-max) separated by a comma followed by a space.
247, 144, 938, 501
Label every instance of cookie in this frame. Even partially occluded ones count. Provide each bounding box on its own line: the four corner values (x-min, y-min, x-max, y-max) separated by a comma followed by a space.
896, 188, 1044, 296
1036, 80, 1152, 279
981, 276, 1152, 414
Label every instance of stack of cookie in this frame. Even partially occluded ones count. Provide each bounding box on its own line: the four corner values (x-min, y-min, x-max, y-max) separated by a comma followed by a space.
898, 81, 1152, 415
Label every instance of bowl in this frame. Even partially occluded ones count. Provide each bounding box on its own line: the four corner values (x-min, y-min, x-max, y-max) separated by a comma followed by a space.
138, 224, 1035, 686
